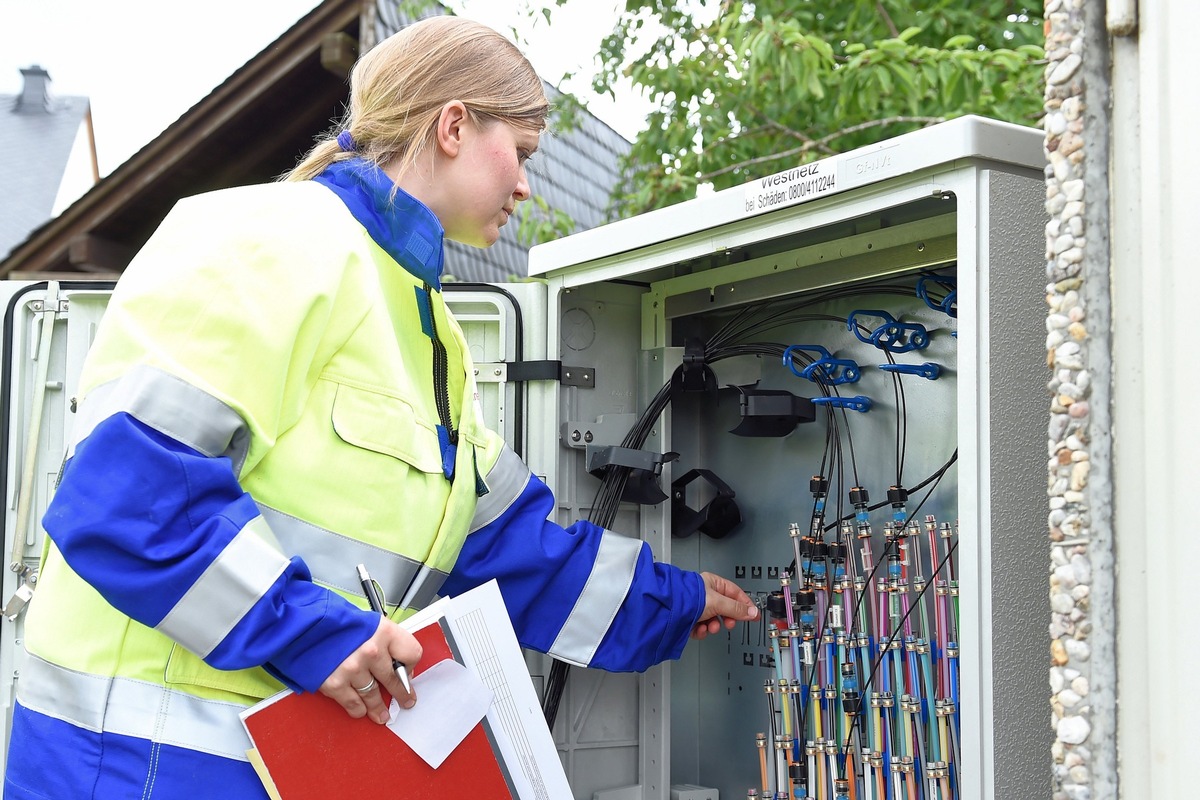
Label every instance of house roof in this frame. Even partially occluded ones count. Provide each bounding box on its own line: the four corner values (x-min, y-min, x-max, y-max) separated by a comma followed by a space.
0, 67, 90, 261
0, 0, 631, 283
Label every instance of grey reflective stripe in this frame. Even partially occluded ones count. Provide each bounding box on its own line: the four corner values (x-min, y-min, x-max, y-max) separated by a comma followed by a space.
398, 565, 448, 611
469, 445, 532, 533
70, 364, 250, 473
256, 504, 423, 608
155, 516, 290, 658
16, 652, 252, 761
548, 531, 644, 666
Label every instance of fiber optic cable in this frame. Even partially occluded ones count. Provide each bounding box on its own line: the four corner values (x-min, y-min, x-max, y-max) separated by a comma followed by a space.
916, 639, 938, 763
759, 732, 771, 798
807, 741, 819, 800
934, 580, 951, 700
839, 659, 861, 787
947, 643, 960, 736
772, 631, 795, 741
776, 735, 791, 798
854, 632, 875, 748
825, 740, 840, 800
793, 680, 810, 776
790, 522, 807, 594
790, 625, 805, 711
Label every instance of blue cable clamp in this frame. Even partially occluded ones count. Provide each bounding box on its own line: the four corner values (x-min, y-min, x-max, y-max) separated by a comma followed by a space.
916, 275, 958, 318
848, 309, 930, 353
810, 395, 873, 413
878, 362, 941, 380
782, 344, 862, 385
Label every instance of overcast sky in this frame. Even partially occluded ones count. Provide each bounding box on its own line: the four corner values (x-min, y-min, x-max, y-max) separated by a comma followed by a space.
0, 0, 649, 176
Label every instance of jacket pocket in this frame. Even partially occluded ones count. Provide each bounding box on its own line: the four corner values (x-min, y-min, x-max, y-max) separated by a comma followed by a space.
330, 382, 442, 473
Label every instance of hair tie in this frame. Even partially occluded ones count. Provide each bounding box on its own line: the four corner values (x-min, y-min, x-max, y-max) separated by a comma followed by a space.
336, 130, 356, 152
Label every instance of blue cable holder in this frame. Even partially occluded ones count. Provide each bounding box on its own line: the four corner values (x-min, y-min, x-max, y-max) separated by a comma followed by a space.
811, 395, 873, 413
916, 274, 958, 318
878, 362, 942, 380
848, 309, 931, 353
782, 344, 862, 385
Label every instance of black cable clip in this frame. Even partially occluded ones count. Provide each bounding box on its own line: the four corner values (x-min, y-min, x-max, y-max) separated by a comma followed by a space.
586, 445, 678, 505
671, 338, 718, 395
729, 385, 817, 437
671, 469, 742, 539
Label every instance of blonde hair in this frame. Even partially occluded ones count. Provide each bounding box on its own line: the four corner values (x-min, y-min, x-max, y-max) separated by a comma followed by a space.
286, 15, 549, 182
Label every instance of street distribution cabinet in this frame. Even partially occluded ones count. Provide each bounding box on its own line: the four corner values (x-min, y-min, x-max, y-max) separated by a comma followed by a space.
1, 115, 1047, 800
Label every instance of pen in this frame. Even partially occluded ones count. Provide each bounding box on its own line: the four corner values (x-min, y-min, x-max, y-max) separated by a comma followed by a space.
355, 563, 414, 695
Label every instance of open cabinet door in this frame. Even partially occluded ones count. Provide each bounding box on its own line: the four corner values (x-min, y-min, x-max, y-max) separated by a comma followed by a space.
0, 281, 115, 777
0, 280, 554, 780
453, 282, 661, 800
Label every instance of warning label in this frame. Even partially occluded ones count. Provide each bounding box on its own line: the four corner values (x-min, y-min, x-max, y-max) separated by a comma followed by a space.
743, 156, 839, 215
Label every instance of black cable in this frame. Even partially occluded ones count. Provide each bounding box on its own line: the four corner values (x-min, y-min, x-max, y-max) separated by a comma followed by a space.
822, 450, 958, 534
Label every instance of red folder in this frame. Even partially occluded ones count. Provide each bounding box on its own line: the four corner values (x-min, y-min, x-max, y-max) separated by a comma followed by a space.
241, 619, 515, 798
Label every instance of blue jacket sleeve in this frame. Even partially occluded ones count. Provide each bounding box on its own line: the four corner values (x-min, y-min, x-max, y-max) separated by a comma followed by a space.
42, 413, 378, 693
441, 470, 705, 673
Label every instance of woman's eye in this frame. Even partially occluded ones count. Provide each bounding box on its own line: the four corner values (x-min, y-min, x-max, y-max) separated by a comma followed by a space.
518, 150, 533, 165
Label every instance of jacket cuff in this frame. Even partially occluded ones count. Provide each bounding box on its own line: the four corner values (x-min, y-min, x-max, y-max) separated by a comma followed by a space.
265, 589, 379, 693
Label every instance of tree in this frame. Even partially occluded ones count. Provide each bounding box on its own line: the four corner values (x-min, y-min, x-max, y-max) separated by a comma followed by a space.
585, 0, 1044, 214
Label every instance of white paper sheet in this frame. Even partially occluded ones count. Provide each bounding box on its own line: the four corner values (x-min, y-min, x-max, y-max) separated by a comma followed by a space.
385, 659, 493, 769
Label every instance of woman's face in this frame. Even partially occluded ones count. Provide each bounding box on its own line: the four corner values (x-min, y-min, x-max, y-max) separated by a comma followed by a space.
440, 118, 539, 248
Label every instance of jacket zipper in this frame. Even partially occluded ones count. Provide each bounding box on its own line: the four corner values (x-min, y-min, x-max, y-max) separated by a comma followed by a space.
422, 284, 457, 446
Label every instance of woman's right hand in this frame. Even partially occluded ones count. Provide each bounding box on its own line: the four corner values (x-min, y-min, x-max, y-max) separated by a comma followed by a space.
318, 617, 422, 724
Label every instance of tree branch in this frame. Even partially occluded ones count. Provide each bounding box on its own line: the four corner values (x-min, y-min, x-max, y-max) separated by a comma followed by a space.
696, 115, 945, 182
744, 102, 828, 152
811, 115, 944, 148
698, 144, 821, 182
876, 1, 901, 37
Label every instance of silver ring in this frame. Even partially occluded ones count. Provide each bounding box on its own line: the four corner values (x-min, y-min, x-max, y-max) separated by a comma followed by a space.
354, 678, 376, 694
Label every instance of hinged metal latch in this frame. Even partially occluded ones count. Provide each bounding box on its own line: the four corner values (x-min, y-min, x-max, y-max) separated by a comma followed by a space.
3, 565, 37, 622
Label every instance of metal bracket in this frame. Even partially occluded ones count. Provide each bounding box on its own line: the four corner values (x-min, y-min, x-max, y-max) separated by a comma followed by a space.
29, 297, 70, 314
504, 360, 595, 388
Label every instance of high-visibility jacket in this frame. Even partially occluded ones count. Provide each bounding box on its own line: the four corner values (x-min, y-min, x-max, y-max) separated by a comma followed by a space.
3, 160, 705, 800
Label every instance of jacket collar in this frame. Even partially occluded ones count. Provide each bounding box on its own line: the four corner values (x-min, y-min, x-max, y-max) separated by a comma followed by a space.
313, 159, 445, 289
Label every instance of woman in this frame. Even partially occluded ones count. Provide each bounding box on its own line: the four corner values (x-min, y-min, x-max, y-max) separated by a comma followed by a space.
3, 16, 756, 799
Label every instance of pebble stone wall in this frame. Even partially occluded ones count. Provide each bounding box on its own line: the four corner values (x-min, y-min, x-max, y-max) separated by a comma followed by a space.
1043, 1, 1097, 798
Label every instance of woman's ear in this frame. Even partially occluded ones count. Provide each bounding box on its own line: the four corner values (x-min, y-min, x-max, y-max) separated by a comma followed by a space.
435, 100, 470, 158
